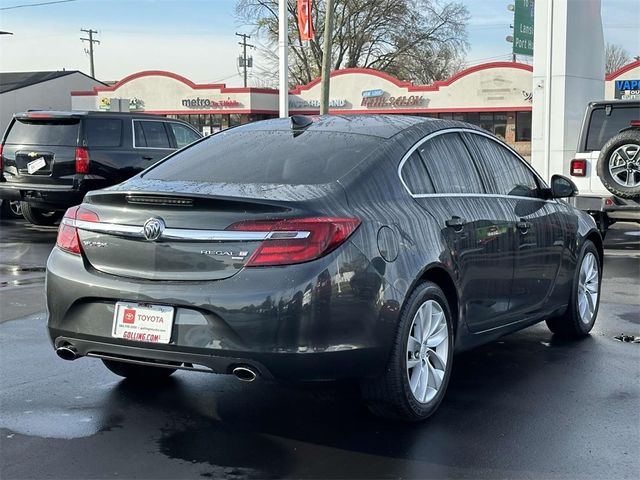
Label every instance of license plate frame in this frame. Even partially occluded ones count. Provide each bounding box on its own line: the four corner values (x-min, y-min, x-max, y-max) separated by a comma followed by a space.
112, 302, 174, 344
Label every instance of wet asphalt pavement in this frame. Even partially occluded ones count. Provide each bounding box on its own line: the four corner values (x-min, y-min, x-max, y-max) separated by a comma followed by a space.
0, 217, 638, 479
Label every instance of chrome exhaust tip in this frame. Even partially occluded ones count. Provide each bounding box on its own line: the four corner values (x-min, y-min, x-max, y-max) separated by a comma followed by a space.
232, 366, 257, 382
56, 345, 78, 361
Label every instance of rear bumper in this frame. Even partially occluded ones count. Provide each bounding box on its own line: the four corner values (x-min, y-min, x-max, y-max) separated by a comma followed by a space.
46, 243, 400, 381
0, 181, 83, 209
570, 195, 640, 222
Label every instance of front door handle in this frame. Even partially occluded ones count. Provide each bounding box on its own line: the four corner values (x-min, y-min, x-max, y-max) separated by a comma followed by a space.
446, 216, 466, 232
517, 220, 532, 233
142, 155, 154, 160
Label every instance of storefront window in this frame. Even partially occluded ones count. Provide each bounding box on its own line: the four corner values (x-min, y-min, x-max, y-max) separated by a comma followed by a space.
516, 112, 532, 142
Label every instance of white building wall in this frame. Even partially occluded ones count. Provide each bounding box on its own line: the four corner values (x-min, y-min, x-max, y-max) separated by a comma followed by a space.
0, 72, 103, 136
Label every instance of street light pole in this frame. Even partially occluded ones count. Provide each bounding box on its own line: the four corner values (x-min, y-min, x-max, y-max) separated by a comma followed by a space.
278, 0, 289, 118
319, 0, 335, 115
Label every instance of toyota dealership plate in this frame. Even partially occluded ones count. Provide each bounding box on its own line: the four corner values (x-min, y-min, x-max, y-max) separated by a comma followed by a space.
112, 302, 174, 344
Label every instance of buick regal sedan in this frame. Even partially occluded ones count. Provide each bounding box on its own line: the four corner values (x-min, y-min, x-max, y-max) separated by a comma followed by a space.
46, 115, 602, 421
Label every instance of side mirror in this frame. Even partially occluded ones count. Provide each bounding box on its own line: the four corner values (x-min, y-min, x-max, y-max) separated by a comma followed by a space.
550, 174, 578, 198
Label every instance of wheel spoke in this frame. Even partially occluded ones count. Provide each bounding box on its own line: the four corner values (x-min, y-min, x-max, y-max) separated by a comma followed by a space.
427, 362, 444, 391
408, 335, 421, 351
426, 323, 447, 348
417, 363, 429, 402
407, 357, 420, 369
409, 363, 422, 392
610, 165, 626, 174
421, 302, 432, 342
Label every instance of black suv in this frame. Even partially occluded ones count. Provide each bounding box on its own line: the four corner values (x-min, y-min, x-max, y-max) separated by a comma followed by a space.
0, 111, 201, 225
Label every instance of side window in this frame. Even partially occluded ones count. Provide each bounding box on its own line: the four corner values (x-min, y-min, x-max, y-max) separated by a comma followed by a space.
136, 121, 171, 149
134, 120, 147, 147
169, 123, 200, 148
400, 151, 435, 194
464, 133, 539, 198
85, 118, 122, 147
417, 132, 484, 194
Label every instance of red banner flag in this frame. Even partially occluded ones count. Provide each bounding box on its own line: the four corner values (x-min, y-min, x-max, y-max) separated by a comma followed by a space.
297, 0, 314, 41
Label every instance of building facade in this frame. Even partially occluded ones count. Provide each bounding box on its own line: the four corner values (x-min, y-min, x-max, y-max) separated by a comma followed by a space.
70, 60, 640, 162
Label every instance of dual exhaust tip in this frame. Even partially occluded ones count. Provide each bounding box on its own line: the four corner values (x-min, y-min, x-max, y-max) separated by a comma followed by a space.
56, 345, 258, 382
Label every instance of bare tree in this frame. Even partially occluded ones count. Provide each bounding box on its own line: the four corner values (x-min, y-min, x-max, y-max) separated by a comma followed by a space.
236, 0, 469, 87
605, 43, 631, 75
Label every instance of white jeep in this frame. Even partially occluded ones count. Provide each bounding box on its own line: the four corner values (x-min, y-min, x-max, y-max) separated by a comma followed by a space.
570, 100, 639, 236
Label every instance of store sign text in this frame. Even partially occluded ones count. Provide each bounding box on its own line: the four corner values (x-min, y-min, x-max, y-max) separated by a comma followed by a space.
615, 79, 640, 100
361, 90, 424, 108
289, 98, 346, 108
182, 97, 241, 108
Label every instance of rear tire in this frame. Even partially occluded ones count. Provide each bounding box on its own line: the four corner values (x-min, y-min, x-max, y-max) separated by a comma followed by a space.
596, 130, 640, 199
546, 240, 601, 337
1, 200, 22, 219
102, 359, 176, 381
20, 202, 63, 226
361, 281, 454, 421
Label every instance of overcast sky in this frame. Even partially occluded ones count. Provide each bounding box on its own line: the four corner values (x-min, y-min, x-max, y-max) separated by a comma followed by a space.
0, 0, 638, 86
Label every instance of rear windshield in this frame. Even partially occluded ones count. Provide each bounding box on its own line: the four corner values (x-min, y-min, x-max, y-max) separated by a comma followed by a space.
585, 106, 639, 151
5, 119, 80, 146
144, 129, 381, 184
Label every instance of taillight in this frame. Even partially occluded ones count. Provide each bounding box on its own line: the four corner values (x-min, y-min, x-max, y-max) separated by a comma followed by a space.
227, 217, 361, 266
631, 120, 640, 127
56, 205, 99, 255
570, 159, 587, 177
75, 147, 90, 174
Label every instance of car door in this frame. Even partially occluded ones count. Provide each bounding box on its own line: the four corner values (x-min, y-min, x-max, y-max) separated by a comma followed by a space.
400, 131, 518, 332
133, 119, 174, 171
461, 131, 566, 322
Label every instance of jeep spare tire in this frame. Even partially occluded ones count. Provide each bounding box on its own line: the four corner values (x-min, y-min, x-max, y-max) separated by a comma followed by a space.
596, 130, 640, 199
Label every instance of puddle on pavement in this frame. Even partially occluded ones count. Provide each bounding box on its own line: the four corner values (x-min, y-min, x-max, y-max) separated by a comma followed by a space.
0, 277, 45, 288
1, 408, 108, 439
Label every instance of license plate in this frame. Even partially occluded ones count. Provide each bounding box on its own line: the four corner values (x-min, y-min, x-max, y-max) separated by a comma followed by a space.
26, 157, 46, 174
112, 302, 174, 344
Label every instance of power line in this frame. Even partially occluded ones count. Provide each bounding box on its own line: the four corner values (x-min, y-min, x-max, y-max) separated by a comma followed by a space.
80, 28, 99, 78
0, 0, 77, 11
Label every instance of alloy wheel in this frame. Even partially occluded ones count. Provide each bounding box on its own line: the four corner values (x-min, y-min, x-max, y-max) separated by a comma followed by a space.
608, 144, 640, 188
9, 201, 22, 216
406, 299, 449, 404
578, 252, 599, 325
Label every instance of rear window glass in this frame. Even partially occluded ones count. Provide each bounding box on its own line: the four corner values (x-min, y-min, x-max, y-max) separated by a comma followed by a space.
586, 106, 639, 151
85, 118, 122, 147
144, 130, 381, 184
5, 119, 79, 146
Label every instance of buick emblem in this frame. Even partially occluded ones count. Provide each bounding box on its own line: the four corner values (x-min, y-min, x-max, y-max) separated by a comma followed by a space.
143, 217, 165, 241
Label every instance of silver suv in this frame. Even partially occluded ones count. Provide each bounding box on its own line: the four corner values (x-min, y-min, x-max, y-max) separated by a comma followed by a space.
570, 100, 639, 235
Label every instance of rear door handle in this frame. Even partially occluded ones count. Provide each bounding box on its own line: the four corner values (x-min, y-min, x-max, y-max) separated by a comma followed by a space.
446, 216, 466, 232
517, 220, 532, 233
142, 155, 154, 160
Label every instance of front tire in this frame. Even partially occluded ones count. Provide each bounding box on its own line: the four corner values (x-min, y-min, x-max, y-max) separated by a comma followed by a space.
361, 281, 454, 421
102, 359, 176, 381
546, 240, 601, 337
20, 202, 63, 226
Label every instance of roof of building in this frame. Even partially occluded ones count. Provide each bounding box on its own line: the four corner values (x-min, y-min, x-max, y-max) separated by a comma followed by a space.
0, 70, 104, 94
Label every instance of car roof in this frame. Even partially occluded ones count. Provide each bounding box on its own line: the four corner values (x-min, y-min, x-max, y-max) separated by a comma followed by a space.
587, 100, 640, 107
13, 110, 180, 120
235, 114, 449, 139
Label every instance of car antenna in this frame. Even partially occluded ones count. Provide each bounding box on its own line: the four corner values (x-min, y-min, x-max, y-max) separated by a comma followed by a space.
290, 115, 313, 130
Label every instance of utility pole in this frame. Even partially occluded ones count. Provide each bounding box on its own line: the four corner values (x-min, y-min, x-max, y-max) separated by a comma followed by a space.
80, 28, 99, 78
319, 0, 335, 115
278, 0, 288, 117
235, 32, 255, 88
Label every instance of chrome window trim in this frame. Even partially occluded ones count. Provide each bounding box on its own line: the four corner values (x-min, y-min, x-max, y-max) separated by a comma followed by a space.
132, 119, 174, 150
397, 127, 552, 201
69, 218, 310, 241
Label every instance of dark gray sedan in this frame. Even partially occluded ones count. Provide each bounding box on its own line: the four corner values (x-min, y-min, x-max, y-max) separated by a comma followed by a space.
46, 115, 602, 421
